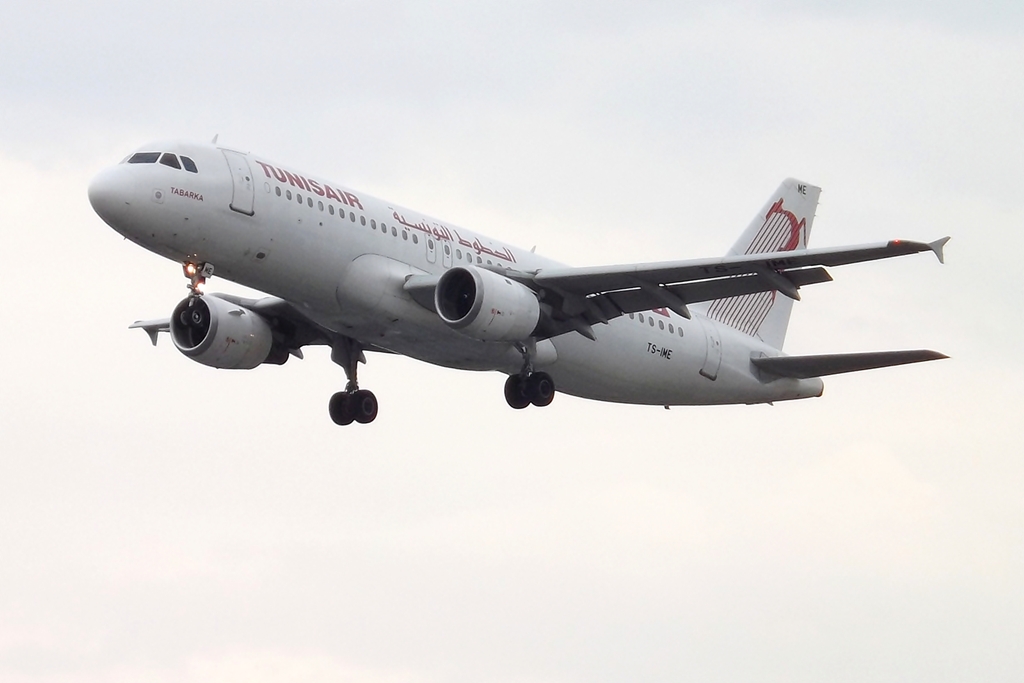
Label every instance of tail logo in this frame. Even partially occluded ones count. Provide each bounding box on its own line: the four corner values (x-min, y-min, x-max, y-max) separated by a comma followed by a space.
708, 198, 806, 337
745, 198, 806, 255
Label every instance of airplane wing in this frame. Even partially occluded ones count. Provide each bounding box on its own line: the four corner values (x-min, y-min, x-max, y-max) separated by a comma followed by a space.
129, 294, 395, 355
513, 237, 948, 338
128, 318, 170, 346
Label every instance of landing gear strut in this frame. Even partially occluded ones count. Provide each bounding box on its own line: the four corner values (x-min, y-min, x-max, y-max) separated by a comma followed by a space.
504, 340, 556, 409
328, 337, 378, 425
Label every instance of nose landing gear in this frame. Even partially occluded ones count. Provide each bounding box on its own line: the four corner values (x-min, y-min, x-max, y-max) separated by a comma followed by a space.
183, 261, 214, 296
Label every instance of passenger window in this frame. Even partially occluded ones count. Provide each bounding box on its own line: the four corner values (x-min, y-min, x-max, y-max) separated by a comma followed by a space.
668, 324, 674, 334
402, 231, 408, 241
658, 320, 664, 330
360, 216, 366, 226
181, 156, 198, 173
456, 249, 462, 259
297, 194, 303, 204
350, 212, 355, 222
286, 190, 292, 200
371, 219, 376, 229
444, 245, 451, 255
275, 187, 281, 197
329, 205, 335, 215
318, 200, 324, 211
639, 314, 645, 323
678, 328, 684, 337
629, 313, 634, 319
381, 224, 386, 233
307, 197, 313, 208
392, 227, 397, 237
476, 256, 482, 264
649, 317, 654, 327
412, 234, 418, 244
159, 153, 181, 169
127, 152, 160, 164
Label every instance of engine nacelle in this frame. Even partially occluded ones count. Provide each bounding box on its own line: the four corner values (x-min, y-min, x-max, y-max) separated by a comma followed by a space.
434, 266, 541, 341
170, 295, 277, 369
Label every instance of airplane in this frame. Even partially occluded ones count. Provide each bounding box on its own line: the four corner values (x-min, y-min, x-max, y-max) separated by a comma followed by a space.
87, 140, 949, 425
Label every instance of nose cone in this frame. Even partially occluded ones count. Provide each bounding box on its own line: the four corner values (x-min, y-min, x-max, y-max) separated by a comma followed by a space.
88, 166, 130, 228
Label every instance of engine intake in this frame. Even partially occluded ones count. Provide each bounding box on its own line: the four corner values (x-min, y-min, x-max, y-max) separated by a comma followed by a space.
435, 266, 541, 341
170, 295, 280, 369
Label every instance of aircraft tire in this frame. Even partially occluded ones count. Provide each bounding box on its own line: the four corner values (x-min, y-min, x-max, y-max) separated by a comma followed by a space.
352, 389, 378, 424
504, 375, 531, 409
329, 391, 355, 425
527, 372, 555, 407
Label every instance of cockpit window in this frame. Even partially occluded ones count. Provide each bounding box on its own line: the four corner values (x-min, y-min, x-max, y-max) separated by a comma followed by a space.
127, 152, 160, 164
180, 156, 198, 173
159, 153, 181, 169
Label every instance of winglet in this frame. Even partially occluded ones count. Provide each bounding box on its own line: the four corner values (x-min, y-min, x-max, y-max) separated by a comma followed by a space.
128, 319, 170, 346
928, 236, 950, 264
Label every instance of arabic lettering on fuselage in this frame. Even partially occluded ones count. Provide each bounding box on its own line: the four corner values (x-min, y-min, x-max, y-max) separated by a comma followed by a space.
254, 160, 364, 210
392, 211, 517, 264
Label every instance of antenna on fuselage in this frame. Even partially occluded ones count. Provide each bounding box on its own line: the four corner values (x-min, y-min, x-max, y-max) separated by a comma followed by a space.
211, 134, 219, 144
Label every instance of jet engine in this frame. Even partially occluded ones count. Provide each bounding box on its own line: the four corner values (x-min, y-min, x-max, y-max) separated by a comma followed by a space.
170, 295, 285, 369
434, 266, 541, 341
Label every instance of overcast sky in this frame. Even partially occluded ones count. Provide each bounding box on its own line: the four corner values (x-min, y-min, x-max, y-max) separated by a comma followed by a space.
1, 2, 1022, 682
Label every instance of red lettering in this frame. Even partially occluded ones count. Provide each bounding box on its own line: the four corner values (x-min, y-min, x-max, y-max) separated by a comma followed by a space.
254, 160, 275, 178
344, 192, 363, 210
298, 175, 312, 192
308, 179, 325, 197
324, 185, 341, 202
284, 170, 305, 189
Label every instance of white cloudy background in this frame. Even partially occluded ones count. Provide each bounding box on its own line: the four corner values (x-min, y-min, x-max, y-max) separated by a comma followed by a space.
1, 1, 1021, 682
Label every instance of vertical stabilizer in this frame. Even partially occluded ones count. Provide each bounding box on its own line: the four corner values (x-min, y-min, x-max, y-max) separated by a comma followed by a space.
704, 178, 820, 350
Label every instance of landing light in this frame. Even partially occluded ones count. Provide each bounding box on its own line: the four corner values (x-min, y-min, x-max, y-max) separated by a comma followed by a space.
184, 263, 197, 276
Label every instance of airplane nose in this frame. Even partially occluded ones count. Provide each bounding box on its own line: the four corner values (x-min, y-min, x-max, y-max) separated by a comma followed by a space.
88, 166, 129, 226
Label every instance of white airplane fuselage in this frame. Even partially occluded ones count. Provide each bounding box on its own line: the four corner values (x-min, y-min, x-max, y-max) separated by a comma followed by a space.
89, 140, 828, 409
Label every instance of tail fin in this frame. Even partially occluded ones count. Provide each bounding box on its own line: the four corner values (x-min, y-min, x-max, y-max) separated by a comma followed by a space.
704, 178, 821, 350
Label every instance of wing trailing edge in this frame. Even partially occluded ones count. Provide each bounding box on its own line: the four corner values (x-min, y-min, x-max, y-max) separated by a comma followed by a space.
751, 350, 948, 379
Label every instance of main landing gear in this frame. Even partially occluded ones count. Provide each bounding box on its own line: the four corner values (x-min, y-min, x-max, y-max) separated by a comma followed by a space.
329, 389, 378, 426
503, 371, 555, 409
328, 337, 378, 425
503, 340, 556, 409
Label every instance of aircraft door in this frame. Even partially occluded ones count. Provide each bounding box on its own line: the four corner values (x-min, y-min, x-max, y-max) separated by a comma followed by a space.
426, 237, 437, 264
698, 317, 723, 381
441, 241, 453, 268
221, 149, 255, 216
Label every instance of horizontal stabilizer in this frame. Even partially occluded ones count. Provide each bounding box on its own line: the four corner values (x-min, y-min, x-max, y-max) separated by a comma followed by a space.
752, 350, 948, 379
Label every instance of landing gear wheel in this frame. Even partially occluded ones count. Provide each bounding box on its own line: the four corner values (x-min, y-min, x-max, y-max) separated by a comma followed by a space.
526, 371, 555, 407
351, 389, 378, 424
329, 391, 355, 426
504, 374, 531, 409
